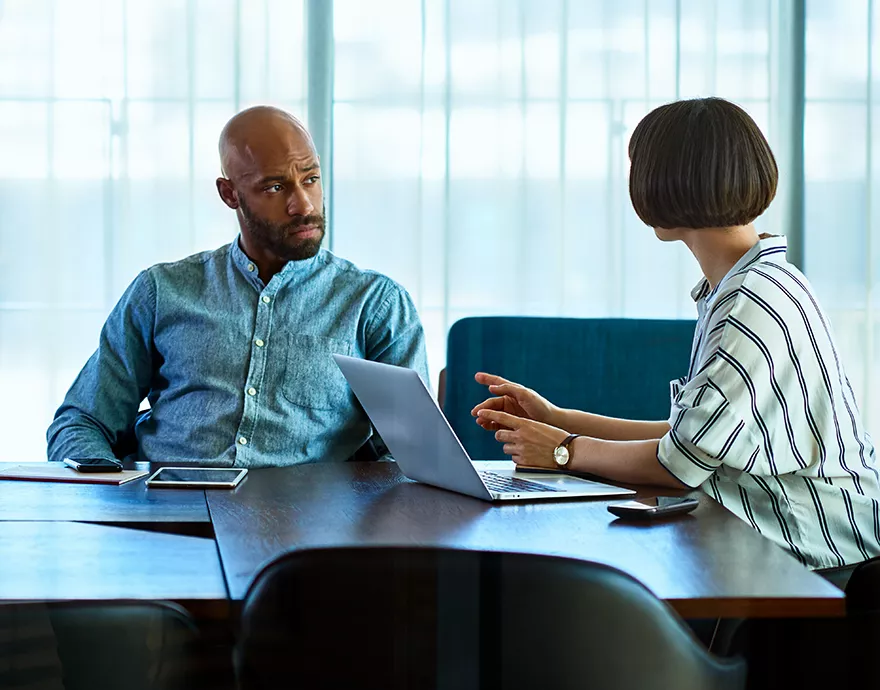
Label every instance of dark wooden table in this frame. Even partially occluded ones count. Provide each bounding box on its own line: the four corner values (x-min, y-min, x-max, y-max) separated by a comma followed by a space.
0, 521, 227, 608
0, 461, 846, 618
208, 462, 845, 618
0, 463, 211, 534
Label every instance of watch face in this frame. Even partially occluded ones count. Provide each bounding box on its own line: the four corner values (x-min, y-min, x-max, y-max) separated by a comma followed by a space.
553, 445, 569, 466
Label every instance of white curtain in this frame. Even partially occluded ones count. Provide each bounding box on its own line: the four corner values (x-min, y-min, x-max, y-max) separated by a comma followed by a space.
803, 0, 880, 434
0, 0, 308, 460
332, 0, 780, 389
9, 0, 866, 462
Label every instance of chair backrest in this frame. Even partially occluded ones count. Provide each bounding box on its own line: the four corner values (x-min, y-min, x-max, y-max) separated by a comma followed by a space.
443, 316, 696, 460
846, 556, 880, 613
237, 547, 745, 690
0, 601, 201, 690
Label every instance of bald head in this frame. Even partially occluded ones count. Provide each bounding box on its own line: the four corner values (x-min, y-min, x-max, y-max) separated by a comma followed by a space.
219, 106, 316, 181
215, 105, 325, 273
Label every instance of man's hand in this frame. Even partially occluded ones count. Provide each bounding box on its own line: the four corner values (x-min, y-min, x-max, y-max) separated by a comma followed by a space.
476, 408, 570, 468
471, 373, 560, 431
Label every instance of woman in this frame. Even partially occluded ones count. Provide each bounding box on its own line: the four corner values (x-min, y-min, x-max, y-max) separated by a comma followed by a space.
472, 97, 880, 577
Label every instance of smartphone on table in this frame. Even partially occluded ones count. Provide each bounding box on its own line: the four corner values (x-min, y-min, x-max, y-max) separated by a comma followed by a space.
63, 457, 123, 473
607, 496, 699, 520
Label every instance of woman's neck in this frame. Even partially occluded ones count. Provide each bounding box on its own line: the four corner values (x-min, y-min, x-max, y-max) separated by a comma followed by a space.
678, 224, 762, 289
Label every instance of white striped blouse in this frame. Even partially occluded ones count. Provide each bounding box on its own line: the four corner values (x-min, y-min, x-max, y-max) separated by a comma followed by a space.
657, 235, 880, 569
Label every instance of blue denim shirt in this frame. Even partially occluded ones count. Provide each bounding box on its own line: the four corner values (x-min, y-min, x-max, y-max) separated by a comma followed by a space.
47, 239, 430, 468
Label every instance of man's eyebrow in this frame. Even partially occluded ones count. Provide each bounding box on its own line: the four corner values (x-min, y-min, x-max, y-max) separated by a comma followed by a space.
256, 175, 288, 186
255, 164, 319, 185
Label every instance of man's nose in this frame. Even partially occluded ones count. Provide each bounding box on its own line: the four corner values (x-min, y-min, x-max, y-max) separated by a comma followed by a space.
288, 187, 315, 217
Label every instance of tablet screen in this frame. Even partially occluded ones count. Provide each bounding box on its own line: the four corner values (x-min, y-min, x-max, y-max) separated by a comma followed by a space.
149, 468, 246, 484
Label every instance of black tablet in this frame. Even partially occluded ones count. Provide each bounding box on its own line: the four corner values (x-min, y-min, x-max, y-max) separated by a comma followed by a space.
145, 467, 248, 489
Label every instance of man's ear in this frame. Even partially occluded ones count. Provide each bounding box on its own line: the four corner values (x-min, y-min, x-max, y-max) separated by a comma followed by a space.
216, 178, 239, 209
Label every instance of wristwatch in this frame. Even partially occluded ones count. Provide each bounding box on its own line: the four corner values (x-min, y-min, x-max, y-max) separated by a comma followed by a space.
552, 433, 581, 467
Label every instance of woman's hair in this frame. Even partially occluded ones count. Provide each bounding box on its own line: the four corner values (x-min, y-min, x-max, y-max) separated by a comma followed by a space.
628, 97, 778, 229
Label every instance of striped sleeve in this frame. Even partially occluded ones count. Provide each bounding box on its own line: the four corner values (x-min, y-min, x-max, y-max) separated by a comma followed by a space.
658, 366, 752, 488
657, 287, 759, 488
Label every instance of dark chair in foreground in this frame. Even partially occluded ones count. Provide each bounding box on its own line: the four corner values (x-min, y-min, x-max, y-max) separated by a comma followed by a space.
236, 547, 745, 690
845, 556, 880, 686
442, 317, 696, 460
845, 555, 880, 613
716, 556, 880, 689
0, 601, 200, 690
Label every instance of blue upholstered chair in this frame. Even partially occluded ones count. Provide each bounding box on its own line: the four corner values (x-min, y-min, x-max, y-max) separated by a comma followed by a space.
442, 317, 696, 460
236, 547, 745, 690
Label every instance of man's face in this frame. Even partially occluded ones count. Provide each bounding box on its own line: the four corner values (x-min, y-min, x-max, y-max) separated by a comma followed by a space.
223, 121, 326, 262
238, 194, 325, 262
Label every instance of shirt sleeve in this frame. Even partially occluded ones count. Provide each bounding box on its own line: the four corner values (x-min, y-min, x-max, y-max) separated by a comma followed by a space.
657, 316, 757, 488
364, 281, 431, 392
657, 371, 752, 487
46, 271, 157, 462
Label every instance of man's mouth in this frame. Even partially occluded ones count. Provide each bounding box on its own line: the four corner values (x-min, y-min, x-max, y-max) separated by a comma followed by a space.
290, 225, 321, 238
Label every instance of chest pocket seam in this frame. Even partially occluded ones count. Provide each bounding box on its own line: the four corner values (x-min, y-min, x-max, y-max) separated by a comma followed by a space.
282, 334, 354, 409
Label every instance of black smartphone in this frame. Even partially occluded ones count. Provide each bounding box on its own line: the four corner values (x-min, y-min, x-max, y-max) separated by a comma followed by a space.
63, 457, 123, 473
607, 496, 699, 520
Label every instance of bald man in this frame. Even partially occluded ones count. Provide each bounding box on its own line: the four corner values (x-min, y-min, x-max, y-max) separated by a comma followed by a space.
47, 106, 429, 468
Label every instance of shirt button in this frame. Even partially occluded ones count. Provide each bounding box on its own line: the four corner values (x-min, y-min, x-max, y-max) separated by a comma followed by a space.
261, 295, 271, 304
247, 263, 255, 272
247, 387, 257, 396
238, 436, 248, 445
255, 339, 264, 347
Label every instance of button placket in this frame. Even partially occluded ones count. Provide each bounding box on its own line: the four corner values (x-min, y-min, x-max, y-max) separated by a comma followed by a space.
237, 289, 275, 456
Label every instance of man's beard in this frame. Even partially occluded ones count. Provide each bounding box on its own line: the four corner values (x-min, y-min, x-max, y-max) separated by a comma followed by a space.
239, 197, 326, 262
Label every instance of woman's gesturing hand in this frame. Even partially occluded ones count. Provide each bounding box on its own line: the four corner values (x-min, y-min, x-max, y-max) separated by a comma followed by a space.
471, 373, 560, 431
476, 408, 571, 469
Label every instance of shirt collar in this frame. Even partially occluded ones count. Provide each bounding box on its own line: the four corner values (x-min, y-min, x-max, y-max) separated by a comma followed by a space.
690, 234, 789, 303
231, 235, 323, 290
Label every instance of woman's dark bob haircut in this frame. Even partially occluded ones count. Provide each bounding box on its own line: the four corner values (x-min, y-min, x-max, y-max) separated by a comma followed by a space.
628, 97, 778, 229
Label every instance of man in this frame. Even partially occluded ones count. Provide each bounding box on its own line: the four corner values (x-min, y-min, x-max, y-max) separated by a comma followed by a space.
48, 106, 429, 468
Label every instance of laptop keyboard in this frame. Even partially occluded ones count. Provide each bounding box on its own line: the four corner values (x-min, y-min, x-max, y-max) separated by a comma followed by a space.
479, 471, 563, 494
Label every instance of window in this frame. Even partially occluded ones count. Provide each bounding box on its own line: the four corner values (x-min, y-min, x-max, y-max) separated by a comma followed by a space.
6, 1, 875, 460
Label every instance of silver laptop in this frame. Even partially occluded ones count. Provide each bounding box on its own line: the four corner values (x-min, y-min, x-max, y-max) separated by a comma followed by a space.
334, 355, 635, 502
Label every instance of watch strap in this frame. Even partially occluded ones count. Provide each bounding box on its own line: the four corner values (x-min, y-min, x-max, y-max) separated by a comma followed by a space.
558, 433, 580, 450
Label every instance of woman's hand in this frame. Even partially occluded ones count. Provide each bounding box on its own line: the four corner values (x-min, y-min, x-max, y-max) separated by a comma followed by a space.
476, 408, 571, 469
471, 373, 560, 431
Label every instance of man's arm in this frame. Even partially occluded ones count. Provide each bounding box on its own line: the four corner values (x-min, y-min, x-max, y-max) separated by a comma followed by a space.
360, 282, 429, 460
46, 272, 157, 462
364, 282, 430, 386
